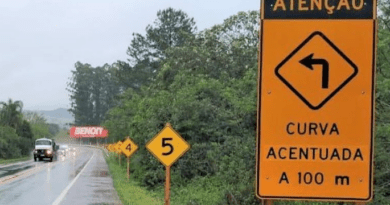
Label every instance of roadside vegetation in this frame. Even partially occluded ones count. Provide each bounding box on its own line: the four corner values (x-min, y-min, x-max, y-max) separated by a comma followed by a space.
105, 153, 163, 205
0, 156, 31, 165
0, 99, 61, 161
68, 6, 390, 205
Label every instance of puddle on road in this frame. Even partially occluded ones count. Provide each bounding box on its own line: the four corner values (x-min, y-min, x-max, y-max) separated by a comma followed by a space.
0, 165, 34, 178
91, 170, 108, 177
92, 189, 109, 193
0, 165, 18, 170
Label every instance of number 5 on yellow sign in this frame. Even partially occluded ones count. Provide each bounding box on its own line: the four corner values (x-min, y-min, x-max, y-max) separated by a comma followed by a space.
146, 123, 190, 205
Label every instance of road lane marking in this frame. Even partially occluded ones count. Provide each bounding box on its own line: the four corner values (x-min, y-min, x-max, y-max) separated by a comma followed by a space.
52, 152, 95, 205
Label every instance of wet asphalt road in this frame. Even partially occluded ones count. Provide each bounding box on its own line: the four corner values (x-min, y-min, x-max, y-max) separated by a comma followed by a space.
0, 147, 121, 205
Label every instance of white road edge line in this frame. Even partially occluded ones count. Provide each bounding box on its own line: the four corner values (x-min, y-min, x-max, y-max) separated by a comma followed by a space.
52, 152, 95, 205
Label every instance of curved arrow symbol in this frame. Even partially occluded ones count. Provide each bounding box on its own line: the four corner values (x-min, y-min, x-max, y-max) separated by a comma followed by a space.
299, 53, 329, 89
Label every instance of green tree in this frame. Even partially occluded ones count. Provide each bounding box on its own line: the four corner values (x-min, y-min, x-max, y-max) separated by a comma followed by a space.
24, 111, 51, 139
16, 120, 34, 155
115, 7, 197, 90
91, 66, 105, 125
67, 62, 94, 125
103, 10, 260, 204
83, 7, 390, 204
68, 63, 121, 125
23, 111, 46, 124
0, 99, 24, 130
0, 125, 22, 158
103, 64, 122, 111
0, 100, 36, 158
48, 123, 60, 136
155, 10, 259, 90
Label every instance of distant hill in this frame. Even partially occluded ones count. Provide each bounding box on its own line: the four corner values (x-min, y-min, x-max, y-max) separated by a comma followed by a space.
38, 108, 73, 119
24, 108, 74, 128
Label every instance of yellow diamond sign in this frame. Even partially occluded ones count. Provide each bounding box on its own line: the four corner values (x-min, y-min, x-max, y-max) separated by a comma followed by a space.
146, 123, 190, 167
120, 138, 138, 158
115, 141, 123, 154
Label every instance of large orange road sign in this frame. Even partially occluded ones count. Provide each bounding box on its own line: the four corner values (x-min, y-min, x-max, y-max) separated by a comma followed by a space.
256, 0, 377, 202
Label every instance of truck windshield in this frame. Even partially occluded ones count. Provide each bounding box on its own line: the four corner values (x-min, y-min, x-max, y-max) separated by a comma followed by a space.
35, 140, 51, 145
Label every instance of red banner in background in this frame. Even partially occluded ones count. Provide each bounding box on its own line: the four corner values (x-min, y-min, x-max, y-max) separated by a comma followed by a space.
69, 126, 108, 138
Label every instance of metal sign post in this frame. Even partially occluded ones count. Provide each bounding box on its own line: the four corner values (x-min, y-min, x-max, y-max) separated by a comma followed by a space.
263, 200, 273, 205
164, 166, 171, 205
127, 157, 130, 180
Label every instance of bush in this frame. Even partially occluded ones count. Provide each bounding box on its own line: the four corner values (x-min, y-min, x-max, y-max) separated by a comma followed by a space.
0, 126, 23, 159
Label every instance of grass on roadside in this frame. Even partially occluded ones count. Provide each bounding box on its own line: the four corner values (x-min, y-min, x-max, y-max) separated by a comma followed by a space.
103, 152, 362, 205
105, 153, 164, 205
0, 156, 31, 165
159, 175, 225, 205
104, 152, 356, 205
105, 152, 225, 205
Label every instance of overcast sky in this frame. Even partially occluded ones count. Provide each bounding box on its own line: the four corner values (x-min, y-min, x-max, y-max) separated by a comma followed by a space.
0, 0, 259, 111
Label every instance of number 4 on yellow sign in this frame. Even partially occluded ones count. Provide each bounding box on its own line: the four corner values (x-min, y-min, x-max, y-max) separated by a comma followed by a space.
120, 138, 138, 158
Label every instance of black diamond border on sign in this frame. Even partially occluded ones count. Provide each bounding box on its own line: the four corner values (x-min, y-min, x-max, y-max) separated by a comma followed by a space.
274, 31, 359, 110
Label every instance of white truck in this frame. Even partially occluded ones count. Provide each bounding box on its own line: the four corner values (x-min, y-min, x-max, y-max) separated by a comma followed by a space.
33, 138, 59, 162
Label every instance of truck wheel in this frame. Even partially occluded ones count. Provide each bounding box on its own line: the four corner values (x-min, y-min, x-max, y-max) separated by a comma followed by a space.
34, 157, 37, 162
49, 157, 53, 162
